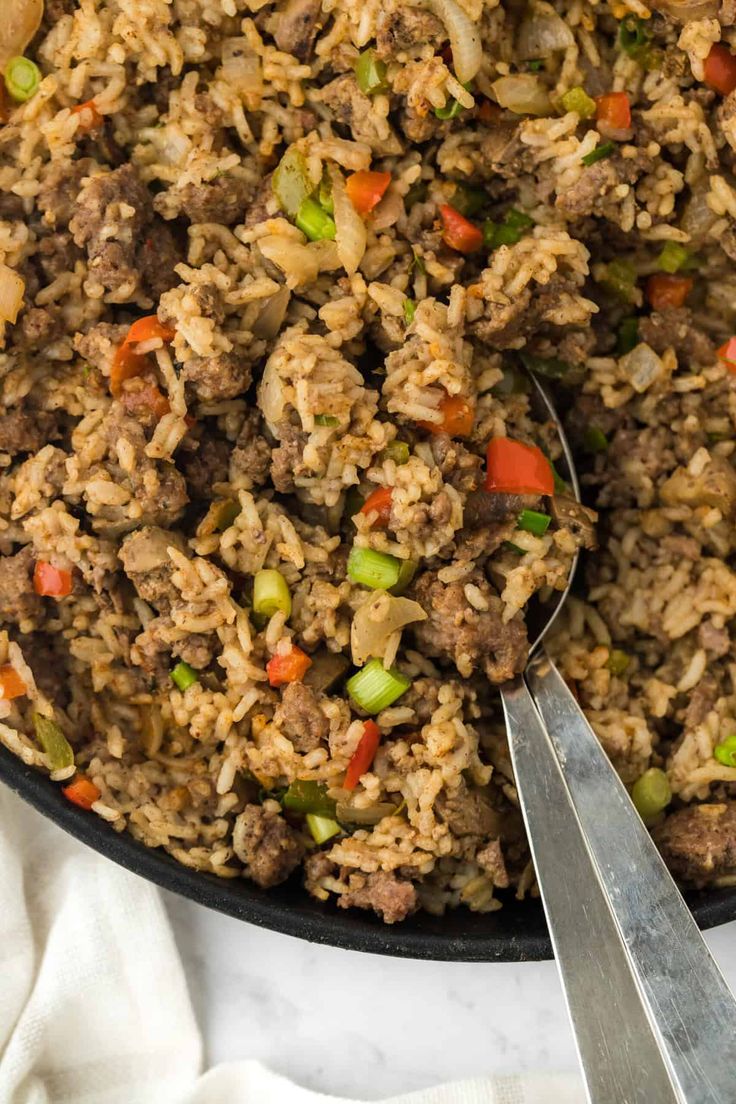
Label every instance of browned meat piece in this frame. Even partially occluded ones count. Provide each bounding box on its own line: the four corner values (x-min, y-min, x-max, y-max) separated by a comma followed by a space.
637, 309, 715, 367
138, 221, 182, 299
479, 119, 525, 178
398, 105, 441, 143
303, 850, 337, 896
430, 434, 482, 495
36, 232, 84, 282
411, 569, 528, 683
243, 174, 277, 228
230, 409, 272, 488
0, 192, 25, 220
134, 614, 215, 672
191, 283, 226, 324
319, 75, 402, 154
463, 489, 538, 529
0, 410, 60, 455
274, 681, 329, 752
399, 677, 448, 724
119, 526, 186, 610
698, 620, 730, 658
660, 455, 736, 518
476, 839, 510, 888
0, 547, 43, 626
550, 495, 597, 550
127, 458, 188, 531
175, 176, 252, 226
375, 6, 444, 56
17, 306, 64, 349
36, 159, 96, 227
70, 165, 153, 299
233, 804, 305, 888
270, 423, 308, 493
655, 802, 736, 887
182, 351, 253, 402
179, 437, 229, 499
471, 275, 585, 349
436, 785, 502, 837
684, 674, 719, 728
273, 0, 323, 59
337, 871, 417, 924
556, 153, 652, 219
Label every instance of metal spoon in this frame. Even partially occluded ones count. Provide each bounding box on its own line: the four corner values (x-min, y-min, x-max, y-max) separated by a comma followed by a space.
500, 376, 736, 1103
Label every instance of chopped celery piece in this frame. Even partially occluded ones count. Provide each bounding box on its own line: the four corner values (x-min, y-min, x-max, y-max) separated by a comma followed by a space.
582, 426, 609, 454
380, 440, 410, 465
713, 734, 736, 768
631, 767, 671, 824
560, 85, 596, 119
283, 779, 336, 817
657, 241, 690, 274
390, 558, 418, 596
253, 569, 291, 619
296, 197, 336, 241
617, 316, 639, 354
272, 146, 312, 218
451, 182, 486, 217
5, 57, 41, 103
346, 658, 411, 713
403, 298, 416, 324
607, 649, 630, 676
33, 713, 74, 771
602, 258, 638, 303
347, 547, 402, 590
354, 48, 389, 95
314, 413, 339, 426
171, 661, 198, 691
518, 509, 551, 535
306, 813, 341, 844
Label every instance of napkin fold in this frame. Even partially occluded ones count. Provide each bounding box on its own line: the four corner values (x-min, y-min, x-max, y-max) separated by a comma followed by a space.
0, 786, 584, 1104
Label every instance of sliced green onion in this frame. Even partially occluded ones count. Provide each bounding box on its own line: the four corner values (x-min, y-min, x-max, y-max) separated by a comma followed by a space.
306, 812, 341, 844
435, 96, 465, 120
403, 298, 416, 324
602, 258, 638, 303
272, 146, 313, 218
296, 196, 336, 241
482, 218, 498, 249
253, 568, 291, 620
451, 182, 486, 217
483, 208, 534, 250
314, 413, 339, 426
519, 351, 570, 379
505, 208, 534, 232
607, 649, 630, 676
550, 460, 569, 495
657, 241, 690, 274
617, 316, 639, 354
347, 658, 411, 713
282, 779, 336, 817
380, 440, 410, 465
560, 85, 596, 119
582, 426, 608, 454
528, 59, 544, 72
347, 546, 402, 590
33, 713, 74, 771
354, 48, 389, 95
390, 558, 418, 596
171, 661, 198, 691
5, 57, 41, 103
581, 141, 616, 167
619, 14, 650, 59
410, 250, 426, 274
518, 509, 551, 536
631, 767, 671, 825
713, 734, 736, 768
504, 540, 526, 555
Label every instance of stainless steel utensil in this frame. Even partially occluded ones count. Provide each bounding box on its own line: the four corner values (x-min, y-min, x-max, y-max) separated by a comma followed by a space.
502, 376, 736, 1103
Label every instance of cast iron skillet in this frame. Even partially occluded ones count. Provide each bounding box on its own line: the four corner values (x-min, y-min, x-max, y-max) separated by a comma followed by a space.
3, 743, 736, 960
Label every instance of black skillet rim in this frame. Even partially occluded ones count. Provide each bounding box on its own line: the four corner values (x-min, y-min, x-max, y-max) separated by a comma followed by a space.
3, 744, 735, 961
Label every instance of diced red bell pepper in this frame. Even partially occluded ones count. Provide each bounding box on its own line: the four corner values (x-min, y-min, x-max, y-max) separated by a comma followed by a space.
266, 646, 312, 687
110, 316, 175, 397
717, 336, 736, 372
645, 274, 692, 311
344, 719, 382, 791
438, 204, 483, 253
595, 92, 631, 129
360, 486, 393, 527
346, 171, 391, 216
71, 99, 103, 132
33, 561, 73, 598
62, 776, 101, 810
0, 665, 27, 701
704, 43, 736, 96
419, 393, 474, 437
485, 438, 554, 495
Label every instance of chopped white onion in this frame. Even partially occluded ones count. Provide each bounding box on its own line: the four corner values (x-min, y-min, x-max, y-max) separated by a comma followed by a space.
651, 0, 718, 19
516, 2, 574, 59
428, 0, 483, 85
0, 0, 42, 69
252, 285, 291, 338
371, 184, 404, 231
491, 74, 551, 116
619, 343, 664, 393
330, 164, 366, 277
350, 591, 426, 667
258, 354, 287, 433
0, 264, 24, 326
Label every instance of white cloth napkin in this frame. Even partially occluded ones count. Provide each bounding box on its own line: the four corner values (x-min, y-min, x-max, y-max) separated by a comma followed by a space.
0, 786, 584, 1104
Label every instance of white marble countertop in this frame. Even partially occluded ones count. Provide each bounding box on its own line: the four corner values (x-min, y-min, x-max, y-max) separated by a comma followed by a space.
163, 893, 736, 1099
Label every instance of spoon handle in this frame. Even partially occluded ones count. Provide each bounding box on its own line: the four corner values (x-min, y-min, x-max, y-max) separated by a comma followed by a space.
500, 676, 679, 1104
527, 653, 736, 1103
